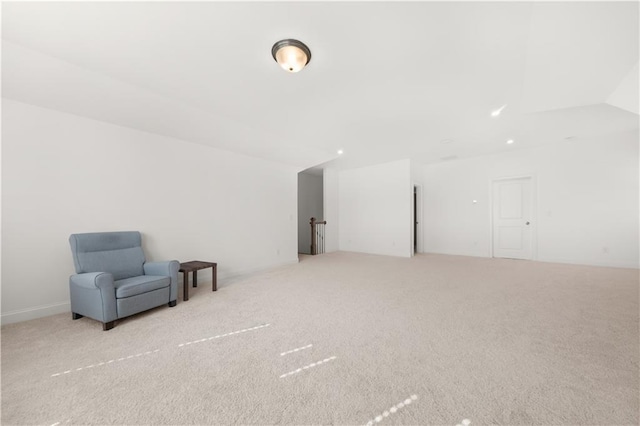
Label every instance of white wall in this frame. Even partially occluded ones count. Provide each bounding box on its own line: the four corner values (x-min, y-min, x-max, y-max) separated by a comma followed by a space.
297, 172, 323, 254
323, 168, 340, 253
1, 99, 299, 324
606, 61, 639, 115
423, 131, 639, 268
339, 159, 412, 257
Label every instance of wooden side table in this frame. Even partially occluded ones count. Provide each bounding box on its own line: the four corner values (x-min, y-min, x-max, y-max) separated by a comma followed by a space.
178, 261, 217, 301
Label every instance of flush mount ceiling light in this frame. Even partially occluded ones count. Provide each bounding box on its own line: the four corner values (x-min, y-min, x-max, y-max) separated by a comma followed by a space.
272, 39, 311, 73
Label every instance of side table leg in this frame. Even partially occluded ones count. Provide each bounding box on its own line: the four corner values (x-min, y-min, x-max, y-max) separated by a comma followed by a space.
193, 270, 198, 287
183, 272, 189, 301
212, 265, 217, 291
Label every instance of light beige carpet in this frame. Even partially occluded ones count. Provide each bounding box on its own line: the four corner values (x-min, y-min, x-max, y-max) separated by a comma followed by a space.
1, 252, 638, 425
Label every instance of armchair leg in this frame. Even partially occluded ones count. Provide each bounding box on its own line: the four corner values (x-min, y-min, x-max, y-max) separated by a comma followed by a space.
72, 312, 83, 320
103, 321, 115, 331
168, 300, 177, 307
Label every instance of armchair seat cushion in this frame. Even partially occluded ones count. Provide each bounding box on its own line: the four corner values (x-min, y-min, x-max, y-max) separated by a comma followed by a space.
115, 275, 170, 298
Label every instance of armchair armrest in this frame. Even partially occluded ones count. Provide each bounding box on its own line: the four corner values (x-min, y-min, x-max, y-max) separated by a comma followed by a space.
144, 260, 179, 302
70, 272, 114, 290
69, 272, 117, 323
144, 261, 179, 277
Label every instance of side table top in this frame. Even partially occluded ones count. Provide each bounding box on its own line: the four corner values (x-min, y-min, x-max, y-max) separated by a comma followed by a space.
179, 261, 217, 272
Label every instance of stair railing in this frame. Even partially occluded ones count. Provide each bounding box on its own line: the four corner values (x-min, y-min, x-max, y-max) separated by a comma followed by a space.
310, 217, 327, 255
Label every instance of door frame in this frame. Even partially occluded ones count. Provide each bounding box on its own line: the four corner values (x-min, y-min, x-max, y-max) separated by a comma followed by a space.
412, 183, 423, 255
489, 174, 537, 260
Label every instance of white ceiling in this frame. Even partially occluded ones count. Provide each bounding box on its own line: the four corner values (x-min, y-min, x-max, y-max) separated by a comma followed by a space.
2, 1, 638, 171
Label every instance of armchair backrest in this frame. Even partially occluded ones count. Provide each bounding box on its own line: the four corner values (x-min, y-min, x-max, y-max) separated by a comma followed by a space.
69, 231, 146, 280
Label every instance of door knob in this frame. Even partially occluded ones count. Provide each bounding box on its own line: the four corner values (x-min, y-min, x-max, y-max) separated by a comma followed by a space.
525, 221, 530, 225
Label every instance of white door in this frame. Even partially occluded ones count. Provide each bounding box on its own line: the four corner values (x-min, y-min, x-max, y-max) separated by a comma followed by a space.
492, 177, 533, 260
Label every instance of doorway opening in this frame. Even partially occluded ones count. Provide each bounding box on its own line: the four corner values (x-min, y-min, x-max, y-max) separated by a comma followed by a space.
412, 184, 422, 255
297, 168, 324, 255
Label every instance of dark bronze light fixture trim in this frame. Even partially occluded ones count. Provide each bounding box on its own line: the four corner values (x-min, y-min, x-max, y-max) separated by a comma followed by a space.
271, 39, 312, 72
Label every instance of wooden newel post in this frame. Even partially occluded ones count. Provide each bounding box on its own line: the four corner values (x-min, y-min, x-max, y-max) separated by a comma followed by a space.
310, 217, 317, 255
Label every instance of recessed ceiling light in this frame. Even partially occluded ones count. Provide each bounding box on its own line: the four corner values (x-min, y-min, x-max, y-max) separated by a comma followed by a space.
506, 139, 514, 144
491, 104, 507, 117
337, 149, 344, 155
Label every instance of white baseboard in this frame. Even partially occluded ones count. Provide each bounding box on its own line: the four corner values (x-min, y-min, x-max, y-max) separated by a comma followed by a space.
179, 258, 300, 285
425, 250, 639, 269
423, 249, 491, 258
219, 258, 300, 281
1, 301, 71, 326
535, 256, 639, 269
1, 258, 300, 326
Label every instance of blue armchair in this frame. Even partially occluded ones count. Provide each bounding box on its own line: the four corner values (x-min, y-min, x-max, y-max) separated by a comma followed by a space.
69, 231, 179, 330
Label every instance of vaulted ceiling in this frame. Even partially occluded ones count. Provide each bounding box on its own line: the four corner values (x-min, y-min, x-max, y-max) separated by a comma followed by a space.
2, 2, 638, 171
